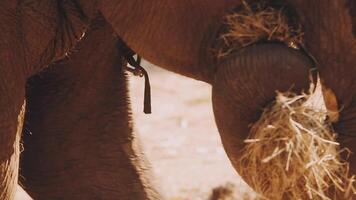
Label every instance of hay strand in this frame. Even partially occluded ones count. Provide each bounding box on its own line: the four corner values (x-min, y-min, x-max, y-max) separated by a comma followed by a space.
215, 1, 304, 59
238, 83, 356, 199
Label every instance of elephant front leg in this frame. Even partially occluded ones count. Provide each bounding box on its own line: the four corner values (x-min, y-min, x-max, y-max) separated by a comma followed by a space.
20, 18, 160, 200
0, 70, 26, 200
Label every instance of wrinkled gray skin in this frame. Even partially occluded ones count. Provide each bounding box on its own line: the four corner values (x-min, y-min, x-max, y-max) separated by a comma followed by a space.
0, 0, 355, 199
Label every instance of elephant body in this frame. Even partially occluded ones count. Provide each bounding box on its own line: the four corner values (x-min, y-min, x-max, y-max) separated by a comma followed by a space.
1, 1, 243, 198
0, 0, 355, 199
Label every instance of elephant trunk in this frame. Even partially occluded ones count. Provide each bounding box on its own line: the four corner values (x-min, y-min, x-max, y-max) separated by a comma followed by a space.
211, 43, 313, 172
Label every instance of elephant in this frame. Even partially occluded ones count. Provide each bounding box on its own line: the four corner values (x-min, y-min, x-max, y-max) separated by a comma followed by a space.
0, 0, 355, 199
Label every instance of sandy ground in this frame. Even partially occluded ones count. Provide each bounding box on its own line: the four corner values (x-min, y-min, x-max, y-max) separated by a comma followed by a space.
129, 62, 255, 200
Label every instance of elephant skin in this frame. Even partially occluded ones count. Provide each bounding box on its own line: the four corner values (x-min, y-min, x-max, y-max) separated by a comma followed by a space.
286, 0, 356, 176
212, 43, 313, 177
20, 18, 161, 199
0, 0, 356, 199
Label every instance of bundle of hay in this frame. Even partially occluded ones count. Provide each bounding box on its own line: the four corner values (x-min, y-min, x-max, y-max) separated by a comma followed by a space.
238, 83, 356, 200
214, 0, 303, 58
213, 1, 356, 199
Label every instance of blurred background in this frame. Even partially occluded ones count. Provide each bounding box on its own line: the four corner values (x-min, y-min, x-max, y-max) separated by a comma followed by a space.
129, 61, 255, 200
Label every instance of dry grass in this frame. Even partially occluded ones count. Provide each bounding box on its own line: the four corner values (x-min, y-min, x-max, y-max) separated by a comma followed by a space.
212, 1, 356, 199
238, 82, 356, 200
215, 0, 303, 58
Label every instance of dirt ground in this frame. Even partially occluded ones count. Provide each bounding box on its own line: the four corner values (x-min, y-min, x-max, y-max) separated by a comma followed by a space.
129, 62, 255, 200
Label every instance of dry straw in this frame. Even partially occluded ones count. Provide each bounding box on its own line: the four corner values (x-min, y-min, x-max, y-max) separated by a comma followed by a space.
215, 1, 304, 58
238, 82, 356, 200
215, 1, 356, 198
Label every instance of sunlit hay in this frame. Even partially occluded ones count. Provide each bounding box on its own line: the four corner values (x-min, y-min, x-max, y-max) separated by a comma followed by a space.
215, 0, 304, 58
238, 83, 356, 200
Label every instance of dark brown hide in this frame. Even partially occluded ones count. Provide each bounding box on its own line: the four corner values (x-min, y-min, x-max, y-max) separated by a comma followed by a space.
17, 0, 96, 76
0, 2, 27, 199
212, 43, 312, 171
0, 60, 25, 200
347, 0, 356, 36
21, 19, 160, 200
99, 0, 244, 83
286, 0, 356, 175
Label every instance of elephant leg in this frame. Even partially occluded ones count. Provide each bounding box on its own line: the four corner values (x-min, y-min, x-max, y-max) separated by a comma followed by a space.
329, 96, 356, 178
286, 0, 356, 179
20, 18, 160, 200
338, 0, 356, 173
0, 70, 26, 199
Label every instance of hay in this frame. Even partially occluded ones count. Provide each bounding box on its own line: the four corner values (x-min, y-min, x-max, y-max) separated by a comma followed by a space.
238, 83, 356, 199
215, 1, 304, 58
